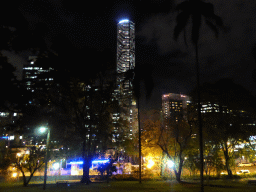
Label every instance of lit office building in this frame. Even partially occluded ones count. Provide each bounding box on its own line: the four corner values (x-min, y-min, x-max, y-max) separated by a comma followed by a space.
23, 56, 54, 104
162, 93, 191, 121
116, 19, 135, 104
116, 19, 135, 75
115, 19, 137, 141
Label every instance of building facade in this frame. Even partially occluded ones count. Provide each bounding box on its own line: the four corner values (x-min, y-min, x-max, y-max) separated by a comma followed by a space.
162, 93, 190, 122
23, 56, 54, 105
23, 56, 54, 92
114, 19, 137, 143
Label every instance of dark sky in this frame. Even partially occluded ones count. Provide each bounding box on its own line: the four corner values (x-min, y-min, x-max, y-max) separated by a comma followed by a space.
3, 0, 256, 110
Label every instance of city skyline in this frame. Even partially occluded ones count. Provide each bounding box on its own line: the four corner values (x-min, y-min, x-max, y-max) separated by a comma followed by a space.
1, 1, 256, 186
1, 0, 256, 111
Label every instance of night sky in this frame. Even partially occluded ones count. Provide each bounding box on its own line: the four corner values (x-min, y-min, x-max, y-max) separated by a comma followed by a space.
2, 0, 256, 110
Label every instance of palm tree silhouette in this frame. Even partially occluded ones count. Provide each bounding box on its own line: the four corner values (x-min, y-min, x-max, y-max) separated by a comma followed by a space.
173, 0, 223, 191
122, 63, 154, 183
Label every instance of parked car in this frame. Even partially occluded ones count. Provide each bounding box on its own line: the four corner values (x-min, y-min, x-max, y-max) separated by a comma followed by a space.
237, 163, 253, 167
236, 170, 250, 174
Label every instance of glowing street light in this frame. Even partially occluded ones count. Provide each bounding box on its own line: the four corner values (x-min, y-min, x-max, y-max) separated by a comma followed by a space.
39, 127, 47, 133
147, 159, 155, 169
167, 160, 174, 168
53, 162, 59, 170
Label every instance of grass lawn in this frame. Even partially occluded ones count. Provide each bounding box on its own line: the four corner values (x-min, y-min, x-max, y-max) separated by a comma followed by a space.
1, 180, 255, 192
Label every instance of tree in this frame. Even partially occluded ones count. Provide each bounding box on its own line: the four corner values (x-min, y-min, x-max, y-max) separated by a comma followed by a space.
174, 0, 223, 190
49, 58, 116, 185
122, 63, 154, 183
141, 109, 196, 182
13, 146, 45, 187
141, 112, 163, 175
191, 79, 256, 177
158, 118, 195, 182
0, 139, 11, 178
53, 72, 115, 184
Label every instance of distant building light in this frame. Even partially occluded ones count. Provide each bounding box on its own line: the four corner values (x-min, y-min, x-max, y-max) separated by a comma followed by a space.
69, 159, 109, 165
0, 136, 8, 139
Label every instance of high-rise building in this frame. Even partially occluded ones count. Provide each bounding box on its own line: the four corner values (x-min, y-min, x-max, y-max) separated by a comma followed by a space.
23, 56, 54, 92
116, 19, 135, 75
114, 19, 137, 141
116, 19, 135, 105
23, 56, 54, 104
162, 93, 190, 122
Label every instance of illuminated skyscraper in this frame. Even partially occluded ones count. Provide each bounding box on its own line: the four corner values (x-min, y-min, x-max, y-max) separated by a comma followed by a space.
117, 20, 135, 73
116, 19, 135, 99
114, 19, 137, 142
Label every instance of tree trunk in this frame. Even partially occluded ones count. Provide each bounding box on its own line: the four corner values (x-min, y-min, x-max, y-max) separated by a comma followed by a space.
25, 172, 35, 186
81, 140, 92, 184
138, 95, 142, 184
160, 152, 164, 176
19, 168, 27, 187
81, 156, 92, 184
22, 175, 27, 187
174, 169, 181, 182
223, 143, 232, 177
195, 42, 204, 192
107, 166, 110, 183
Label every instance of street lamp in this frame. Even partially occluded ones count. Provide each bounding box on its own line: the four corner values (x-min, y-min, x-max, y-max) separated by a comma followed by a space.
167, 160, 174, 180
147, 159, 155, 169
39, 126, 50, 190
167, 160, 174, 168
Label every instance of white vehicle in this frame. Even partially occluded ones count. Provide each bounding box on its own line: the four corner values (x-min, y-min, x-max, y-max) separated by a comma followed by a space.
236, 170, 250, 174
237, 163, 253, 167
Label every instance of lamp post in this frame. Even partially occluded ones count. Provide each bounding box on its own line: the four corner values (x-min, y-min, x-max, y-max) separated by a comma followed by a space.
39, 127, 50, 190
17, 153, 21, 181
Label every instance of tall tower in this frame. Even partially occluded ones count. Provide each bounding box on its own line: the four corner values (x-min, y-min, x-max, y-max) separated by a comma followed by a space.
115, 19, 137, 141
116, 19, 135, 74
116, 19, 135, 98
